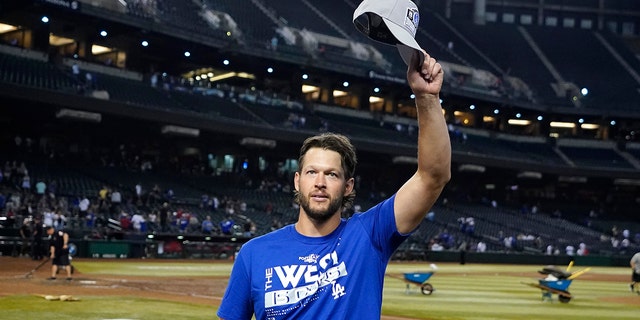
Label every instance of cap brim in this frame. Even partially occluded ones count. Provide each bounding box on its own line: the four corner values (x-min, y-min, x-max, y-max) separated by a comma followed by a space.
382, 17, 425, 68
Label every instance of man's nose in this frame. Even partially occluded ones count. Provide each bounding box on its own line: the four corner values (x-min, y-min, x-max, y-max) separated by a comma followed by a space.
314, 174, 327, 188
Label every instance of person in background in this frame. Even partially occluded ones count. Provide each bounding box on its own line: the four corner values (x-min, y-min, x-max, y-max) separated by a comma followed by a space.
19, 218, 31, 257
31, 216, 44, 261
630, 251, 640, 294
46, 226, 72, 281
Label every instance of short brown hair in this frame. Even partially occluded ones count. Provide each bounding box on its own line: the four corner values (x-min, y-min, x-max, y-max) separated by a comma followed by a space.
294, 133, 357, 209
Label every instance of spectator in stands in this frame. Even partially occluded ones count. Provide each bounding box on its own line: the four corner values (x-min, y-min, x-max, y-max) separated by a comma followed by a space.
35, 179, 46, 199
0, 191, 5, 212
476, 241, 487, 253
430, 241, 444, 251
53, 209, 67, 231
147, 209, 157, 231
620, 237, 631, 254
43, 208, 54, 227
150, 72, 159, 88
202, 215, 214, 235
577, 243, 589, 256
220, 214, 235, 236
119, 211, 131, 230
71, 62, 80, 85
79, 195, 90, 218
110, 188, 122, 213
218, 40, 450, 318
21, 174, 31, 193
269, 35, 278, 51
84, 210, 96, 230
465, 217, 475, 235
159, 202, 170, 232
188, 213, 199, 233
565, 244, 575, 256
243, 219, 255, 237
131, 211, 145, 233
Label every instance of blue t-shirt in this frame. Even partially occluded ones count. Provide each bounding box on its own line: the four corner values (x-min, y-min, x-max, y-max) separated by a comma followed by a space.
217, 195, 408, 320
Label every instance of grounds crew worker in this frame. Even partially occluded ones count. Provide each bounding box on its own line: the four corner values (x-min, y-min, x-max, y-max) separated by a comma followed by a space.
46, 226, 72, 281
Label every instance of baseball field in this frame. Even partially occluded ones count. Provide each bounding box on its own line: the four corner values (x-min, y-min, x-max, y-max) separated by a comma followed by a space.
0, 256, 638, 319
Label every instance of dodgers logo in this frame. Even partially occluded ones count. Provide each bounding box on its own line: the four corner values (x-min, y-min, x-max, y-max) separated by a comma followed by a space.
405, 8, 419, 34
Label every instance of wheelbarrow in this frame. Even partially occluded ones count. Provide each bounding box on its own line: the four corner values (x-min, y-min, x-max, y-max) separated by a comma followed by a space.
386, 271, 436, 295
522, 261, 590, 303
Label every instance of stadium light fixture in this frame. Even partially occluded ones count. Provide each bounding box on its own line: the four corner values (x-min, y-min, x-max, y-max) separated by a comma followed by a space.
302, 84, 318, 93
91, 44, 111, 55
550, 121, 575, 128
41, 16, 49, 23
100, 30, 107, 37
410, 94, 415, 99
0, 23, 17, 33
469, 104, 475, 110
223, 59, 230, 65
581, 123, 599, 130
184, 51, 191, 57
508, 119, 531, 126
267, 67, 274, 73
373, 87, 380, 93
537, 115, 543, 121
369, 96, 382, 103
161, 125, 200, 137
50, 34, 75, 46
141, 40, 149, 47
302, 74, 308, 79
342, 81, 349, 87
581, 87, 588, 96
333, 90, 348, 97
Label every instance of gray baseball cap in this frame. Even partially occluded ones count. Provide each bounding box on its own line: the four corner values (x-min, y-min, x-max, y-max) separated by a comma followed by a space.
353, 0, 424, 68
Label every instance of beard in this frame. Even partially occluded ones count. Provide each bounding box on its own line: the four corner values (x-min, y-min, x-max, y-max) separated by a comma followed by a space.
299, 192, 344, 223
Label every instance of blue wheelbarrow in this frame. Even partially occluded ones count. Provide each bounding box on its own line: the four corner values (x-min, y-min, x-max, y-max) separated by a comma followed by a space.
522, 261, 590, 303
386, 271, 435, 295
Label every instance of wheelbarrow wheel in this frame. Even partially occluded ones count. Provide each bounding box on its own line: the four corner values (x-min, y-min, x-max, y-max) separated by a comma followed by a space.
421, 283, 434, 295
558, 294, 571, 303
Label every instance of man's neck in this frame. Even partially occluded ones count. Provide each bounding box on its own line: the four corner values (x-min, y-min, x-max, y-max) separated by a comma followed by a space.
294, 212, 341, 237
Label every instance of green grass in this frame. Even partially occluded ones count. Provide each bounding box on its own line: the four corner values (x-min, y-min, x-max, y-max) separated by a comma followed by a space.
0, 295, 214, 320
1, 261, 638, 319
72, 260, 233, 277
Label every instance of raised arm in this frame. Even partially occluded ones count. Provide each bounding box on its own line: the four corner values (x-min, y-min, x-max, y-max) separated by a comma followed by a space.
394, 51, 451, 234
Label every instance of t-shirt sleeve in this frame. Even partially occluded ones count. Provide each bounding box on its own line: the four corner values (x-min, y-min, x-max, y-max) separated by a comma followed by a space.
217, 248, 254, 320
358, 194, 409, 260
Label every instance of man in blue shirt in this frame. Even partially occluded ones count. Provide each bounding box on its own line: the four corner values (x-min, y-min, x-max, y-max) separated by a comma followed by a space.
218, 1, 450, 318
218, 54, 450, 319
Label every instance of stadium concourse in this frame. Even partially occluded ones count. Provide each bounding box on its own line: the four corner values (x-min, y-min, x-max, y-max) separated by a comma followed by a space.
0, 0, 639, 263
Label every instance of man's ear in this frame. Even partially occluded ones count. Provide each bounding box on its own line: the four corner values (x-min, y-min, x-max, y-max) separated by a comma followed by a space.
344, 177, 354, 196
294, 172, 300, 191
